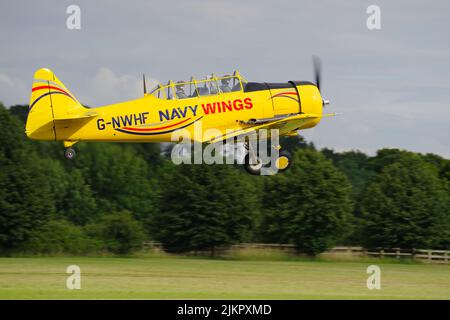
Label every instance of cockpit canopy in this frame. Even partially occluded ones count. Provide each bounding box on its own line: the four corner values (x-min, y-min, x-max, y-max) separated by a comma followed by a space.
149, 71, 247, 100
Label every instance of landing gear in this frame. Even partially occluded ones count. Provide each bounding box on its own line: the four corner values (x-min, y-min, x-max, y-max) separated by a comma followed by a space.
64, 148, 76, 160
243, 143, 293, 175
275, 150, 293, 172
63, 141, 78, 160
244, 153, 263, 175
243, 140, 263, 175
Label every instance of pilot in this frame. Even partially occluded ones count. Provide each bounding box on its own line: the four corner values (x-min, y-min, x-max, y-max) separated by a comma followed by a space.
232, 78, 241, 91
175, 81, 188, 99
220, 77, 232, 92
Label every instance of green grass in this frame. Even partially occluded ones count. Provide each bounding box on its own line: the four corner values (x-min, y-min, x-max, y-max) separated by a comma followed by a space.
0, 256, 449, 299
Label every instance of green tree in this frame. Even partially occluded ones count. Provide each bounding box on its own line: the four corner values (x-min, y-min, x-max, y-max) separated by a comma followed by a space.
280, 135, 313, 153
368, 148, 413, 173
260, 149, 353, 255
73, 143, 158, 226
0, 104, 55, 252
322, 148, 374, 197
8, 105, 29, 124
21, 219, 101, 254
357, 153, 450, 249
86, 211, 146, 254
151, 162, 259, 255
132, 143, 164, 168
422, 153, 450, 183
59, 168, 97, 225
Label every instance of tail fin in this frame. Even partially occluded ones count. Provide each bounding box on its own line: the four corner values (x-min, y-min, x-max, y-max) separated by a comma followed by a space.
26, 68, 87, 140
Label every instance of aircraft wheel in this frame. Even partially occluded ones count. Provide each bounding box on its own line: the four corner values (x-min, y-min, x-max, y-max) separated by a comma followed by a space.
275, 150, 293, 172
64, 148, 76, 160
244, 153, 263, 175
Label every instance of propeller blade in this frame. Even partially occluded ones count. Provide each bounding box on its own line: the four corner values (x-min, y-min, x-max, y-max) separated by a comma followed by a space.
143, 74, 147, 95
312, 55, 322, 92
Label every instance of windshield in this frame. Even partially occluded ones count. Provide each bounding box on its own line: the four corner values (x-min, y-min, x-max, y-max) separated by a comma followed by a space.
148, 72, 244, 100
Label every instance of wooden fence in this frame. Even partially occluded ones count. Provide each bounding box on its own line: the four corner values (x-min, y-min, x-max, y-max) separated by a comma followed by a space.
142, 242, 450, 264
328, 246, 450, 263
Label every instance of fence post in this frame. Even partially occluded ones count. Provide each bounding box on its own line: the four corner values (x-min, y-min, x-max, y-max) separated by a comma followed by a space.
428, 250, 432, 262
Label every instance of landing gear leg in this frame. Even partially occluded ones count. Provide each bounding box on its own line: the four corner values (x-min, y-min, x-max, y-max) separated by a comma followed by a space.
243, 141, 263, 175
242, 141, 294, 175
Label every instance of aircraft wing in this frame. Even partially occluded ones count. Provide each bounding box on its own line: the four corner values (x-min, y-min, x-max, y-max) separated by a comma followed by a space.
206, 113, 335, 144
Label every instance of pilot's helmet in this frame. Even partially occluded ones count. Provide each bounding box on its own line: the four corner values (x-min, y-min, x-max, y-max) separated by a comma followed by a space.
176, 81, 185, 91
221, 76, 230, 84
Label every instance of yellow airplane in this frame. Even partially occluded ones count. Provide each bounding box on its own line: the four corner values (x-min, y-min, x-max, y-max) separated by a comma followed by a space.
25, 58, 332, 175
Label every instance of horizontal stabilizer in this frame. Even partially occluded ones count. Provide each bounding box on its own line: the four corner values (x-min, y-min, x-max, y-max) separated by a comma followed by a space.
53, 111, 99, 121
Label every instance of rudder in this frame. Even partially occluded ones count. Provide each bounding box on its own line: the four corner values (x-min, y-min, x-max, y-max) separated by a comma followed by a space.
26, 68, 85, 140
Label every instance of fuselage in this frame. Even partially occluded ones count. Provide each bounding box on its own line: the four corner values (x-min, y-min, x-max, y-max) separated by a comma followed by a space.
53, 81, 323, 144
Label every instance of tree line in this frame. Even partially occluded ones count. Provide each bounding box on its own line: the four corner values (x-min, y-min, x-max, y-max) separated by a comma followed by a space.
0, 103, 449, 256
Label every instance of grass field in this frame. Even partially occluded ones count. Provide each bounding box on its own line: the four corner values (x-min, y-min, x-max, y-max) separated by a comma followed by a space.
0, 255, 449, 299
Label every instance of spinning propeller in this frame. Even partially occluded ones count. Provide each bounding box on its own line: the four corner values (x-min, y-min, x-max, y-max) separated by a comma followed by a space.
312, 55, 330, 106
143, 74, 147, 95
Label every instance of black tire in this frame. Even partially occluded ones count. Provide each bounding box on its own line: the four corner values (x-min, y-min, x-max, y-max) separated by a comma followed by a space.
275, 150, 293, 172
64, 148, 76, 160
244, 153, 263, 175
